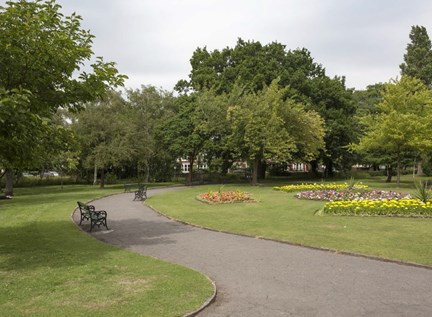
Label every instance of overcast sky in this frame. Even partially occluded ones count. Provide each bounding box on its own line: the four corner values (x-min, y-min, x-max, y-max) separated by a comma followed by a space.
17, 1, 432, 90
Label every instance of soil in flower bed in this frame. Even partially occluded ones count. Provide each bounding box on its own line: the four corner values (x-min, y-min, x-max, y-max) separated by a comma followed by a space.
296, 189, 411, 201
197, 190, 256, 204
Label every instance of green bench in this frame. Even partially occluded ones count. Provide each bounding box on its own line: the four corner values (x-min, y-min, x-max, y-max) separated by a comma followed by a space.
133, 185, 147, 201
77, 201, 109, 232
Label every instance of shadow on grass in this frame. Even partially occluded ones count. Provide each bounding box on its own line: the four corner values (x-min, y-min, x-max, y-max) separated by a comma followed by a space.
0, 219, 117, 272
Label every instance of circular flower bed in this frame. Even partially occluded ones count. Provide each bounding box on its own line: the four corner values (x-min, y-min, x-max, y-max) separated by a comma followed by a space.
296, 189, 410, 201
197, 190, 255, 204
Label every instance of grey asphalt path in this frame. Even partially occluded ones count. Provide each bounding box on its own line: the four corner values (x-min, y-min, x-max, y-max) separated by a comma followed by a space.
73, 187, 432, 317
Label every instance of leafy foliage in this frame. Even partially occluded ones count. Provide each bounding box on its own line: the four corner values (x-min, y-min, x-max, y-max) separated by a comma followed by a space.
413, 180, 432, 203
177, 38, 356, 175
227, 80, 324, 184
353, 76, 432, 187
400, 25, 432, 86
0, 0, 125, 193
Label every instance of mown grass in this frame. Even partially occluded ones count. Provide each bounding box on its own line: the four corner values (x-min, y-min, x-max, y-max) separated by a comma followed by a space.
0, 185, 213, 317
148, 177, 432, 266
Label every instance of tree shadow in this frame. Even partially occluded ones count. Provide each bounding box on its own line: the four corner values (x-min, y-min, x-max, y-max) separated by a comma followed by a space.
0, 219, 120, 272
72, 209, 195, 248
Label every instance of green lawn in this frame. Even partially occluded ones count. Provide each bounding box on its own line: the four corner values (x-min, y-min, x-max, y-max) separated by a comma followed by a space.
0, 185, 214, 317
148, 177, 432, 266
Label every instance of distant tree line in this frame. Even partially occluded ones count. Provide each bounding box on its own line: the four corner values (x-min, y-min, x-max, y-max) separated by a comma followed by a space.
2, 0, 432, 195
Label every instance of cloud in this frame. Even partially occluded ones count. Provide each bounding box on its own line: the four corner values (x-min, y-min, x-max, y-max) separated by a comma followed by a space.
4, 0, 432, 90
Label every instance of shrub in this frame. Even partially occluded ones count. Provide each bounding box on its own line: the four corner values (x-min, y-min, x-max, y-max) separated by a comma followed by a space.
413, 180, 432, 203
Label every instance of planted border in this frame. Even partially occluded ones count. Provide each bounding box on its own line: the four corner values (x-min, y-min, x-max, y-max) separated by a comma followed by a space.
323, 199, 432, 217
296, 189, 410, 201
274, 183, 368, 192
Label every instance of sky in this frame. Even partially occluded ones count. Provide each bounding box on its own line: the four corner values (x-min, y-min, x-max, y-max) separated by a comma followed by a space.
11, 1, 432, 91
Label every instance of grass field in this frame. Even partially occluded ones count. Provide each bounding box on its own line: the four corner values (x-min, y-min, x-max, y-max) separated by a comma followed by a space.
148, 176, 432, 266
0, 184, 214, 317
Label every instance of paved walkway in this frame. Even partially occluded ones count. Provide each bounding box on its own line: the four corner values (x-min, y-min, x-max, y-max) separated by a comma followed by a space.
73, 187, 432, 317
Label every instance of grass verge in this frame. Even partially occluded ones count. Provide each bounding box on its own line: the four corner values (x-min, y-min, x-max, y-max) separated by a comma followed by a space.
0, 185, 214, 317
148, 179, 432, 266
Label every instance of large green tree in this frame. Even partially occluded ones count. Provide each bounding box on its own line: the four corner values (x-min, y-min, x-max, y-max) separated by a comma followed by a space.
177, 39, 355, 176
354, 77, 432, 187
0, 0, 125, 195
127, 85, 177, 182
160, 90, 227, 185
74, 92, 134, 188
227, 81, 324, 185
400, 25, 432, 86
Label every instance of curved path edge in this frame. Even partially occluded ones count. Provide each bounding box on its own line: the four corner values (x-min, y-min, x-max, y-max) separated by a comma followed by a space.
146, 202, 432, 271
70, 193, 218, 317
70, 188, 432, 317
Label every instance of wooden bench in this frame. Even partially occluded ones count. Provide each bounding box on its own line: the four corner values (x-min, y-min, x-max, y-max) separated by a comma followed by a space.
133, 185, 147, 201
77, 201, 109, 232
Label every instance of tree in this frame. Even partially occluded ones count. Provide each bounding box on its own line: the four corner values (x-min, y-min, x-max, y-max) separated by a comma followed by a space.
227, 81, 324, 185
177, 39, 356, 176
0, 0, 126, 195
353, 77, 432, 187
353, 83, 385, 117
400, 25, 432, 86
159, 90, 226, 185
74, 92, 135, 188
127, 85, 177, 182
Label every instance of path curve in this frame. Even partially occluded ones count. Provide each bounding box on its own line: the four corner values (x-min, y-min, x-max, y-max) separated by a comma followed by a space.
74, 187, 432, 317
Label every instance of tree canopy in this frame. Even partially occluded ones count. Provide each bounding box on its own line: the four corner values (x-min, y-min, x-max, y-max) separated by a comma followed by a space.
400, 25, 432, 86
353, 76, 432, 187
177, 38, 356, 176
0, 0, 126, 194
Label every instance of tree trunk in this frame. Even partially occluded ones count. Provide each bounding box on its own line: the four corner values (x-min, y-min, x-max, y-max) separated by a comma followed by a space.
310, 160, 320, 177
4, 168, 14, 196
187, 156, 195, 186
145, 164, 150, 183
258, 160, 266, 180
386, 165, 393, 183
396, 156, 401, 188
325, 160, 334, 178
100, 168, 105, 188
251, 156, 260, 185
93, 162, 98, 186
417, 161, 423, 176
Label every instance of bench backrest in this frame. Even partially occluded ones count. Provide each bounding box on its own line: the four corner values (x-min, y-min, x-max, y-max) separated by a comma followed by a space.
77, 201, 95, 213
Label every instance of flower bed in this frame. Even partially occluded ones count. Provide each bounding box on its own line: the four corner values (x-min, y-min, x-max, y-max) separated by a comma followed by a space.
197, 190, 255, 204
296, 190, 410, 201
323, 199, 432, 217
274, 183, 368, 193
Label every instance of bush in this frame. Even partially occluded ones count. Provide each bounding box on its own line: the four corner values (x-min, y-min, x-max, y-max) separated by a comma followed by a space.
104, 173, 117, 184
2, 176, 88, 188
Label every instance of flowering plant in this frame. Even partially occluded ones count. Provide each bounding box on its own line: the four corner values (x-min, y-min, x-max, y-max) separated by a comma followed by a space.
274, 182, 368, 193
323, 199, 432, 217
296, 190, 410, 201
197, 190, 255, 204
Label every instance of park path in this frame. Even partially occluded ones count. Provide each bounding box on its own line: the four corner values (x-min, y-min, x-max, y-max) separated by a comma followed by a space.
73, 187, 432, 317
